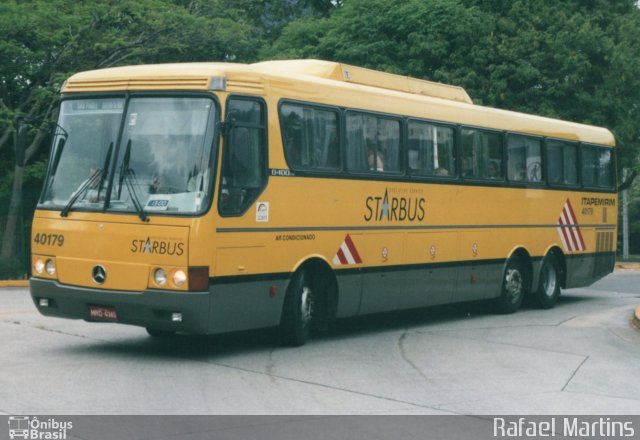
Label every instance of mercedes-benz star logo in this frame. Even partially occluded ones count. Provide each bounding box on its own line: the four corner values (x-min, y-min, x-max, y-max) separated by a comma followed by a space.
92, 265, 107, 284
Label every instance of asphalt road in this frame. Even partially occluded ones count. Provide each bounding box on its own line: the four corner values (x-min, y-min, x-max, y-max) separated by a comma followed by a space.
1, 272, 639, 415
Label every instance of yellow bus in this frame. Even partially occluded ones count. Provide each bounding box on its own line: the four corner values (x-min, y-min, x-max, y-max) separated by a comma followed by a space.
29, 60, 617, 345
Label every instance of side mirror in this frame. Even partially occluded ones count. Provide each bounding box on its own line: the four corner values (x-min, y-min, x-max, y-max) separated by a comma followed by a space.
14, 124, 27, 167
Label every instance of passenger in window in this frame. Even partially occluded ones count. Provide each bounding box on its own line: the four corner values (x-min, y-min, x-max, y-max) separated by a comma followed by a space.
220, 127, 252, 211
86, 167, 102, 202
219, 176, 230, 206
408, 150, 420, 171
487, 161, 501, 179
149, 175, 161, 194
187, 168, 209, 192
367, 147, 384, 171
462, 157, 473, 177
514, 163, 527, 181
435, 167, 449, 176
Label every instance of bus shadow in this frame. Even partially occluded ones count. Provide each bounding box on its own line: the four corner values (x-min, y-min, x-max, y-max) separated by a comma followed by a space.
61, 293, 595, 360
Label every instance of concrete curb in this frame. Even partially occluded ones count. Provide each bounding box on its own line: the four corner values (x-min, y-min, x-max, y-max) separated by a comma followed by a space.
0, 280, 29, 288
633, 306, 640, 331
615, 262, 640, 271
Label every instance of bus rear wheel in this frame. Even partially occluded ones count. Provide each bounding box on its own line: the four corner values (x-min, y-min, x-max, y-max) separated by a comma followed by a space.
533, 254, 560, 309
496, 258, 526, 314
280, 269, 314, 347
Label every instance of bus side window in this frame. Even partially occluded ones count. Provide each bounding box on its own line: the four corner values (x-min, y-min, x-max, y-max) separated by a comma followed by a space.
408, 120, 456, 178
581, 145, 614, 189
219, 97, 267, 216
345, 112, 401, 174
546, 139, 578, 186
280, 103, 340, 171
507, 135, 542, 184
461, 128, 502, 180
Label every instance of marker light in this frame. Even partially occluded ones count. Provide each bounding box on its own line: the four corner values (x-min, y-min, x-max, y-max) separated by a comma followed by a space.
172, 270, 187, 287
154, 268, 167, 286
171, 313, 183, 323
34, 259, 45, 275
45, 259, 56, 276
208, 76, 226, 91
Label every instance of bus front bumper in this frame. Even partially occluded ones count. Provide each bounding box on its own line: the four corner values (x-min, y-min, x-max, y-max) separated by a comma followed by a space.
30, 278, 211, 334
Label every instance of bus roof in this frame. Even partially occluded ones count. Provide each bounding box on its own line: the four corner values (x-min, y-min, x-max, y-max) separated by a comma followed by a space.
63, 60, 615, 146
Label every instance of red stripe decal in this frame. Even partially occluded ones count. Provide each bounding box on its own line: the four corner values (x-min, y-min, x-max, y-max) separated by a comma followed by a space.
344, 234, 362, 264
558, 215, 574, 251
567, 199, 585, 251
336, 248, 348, 265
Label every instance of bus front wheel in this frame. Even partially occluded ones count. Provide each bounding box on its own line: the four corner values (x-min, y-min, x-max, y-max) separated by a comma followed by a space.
280, 269, 314, 347
496, 258, 526, 314
532, 254, 560, 309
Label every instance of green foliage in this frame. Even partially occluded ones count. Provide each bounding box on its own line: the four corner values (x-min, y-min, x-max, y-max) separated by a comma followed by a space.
0, 257, 26, 280
0, 0, 339, 270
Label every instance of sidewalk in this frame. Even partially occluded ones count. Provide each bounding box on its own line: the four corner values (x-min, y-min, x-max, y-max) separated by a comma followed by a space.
615, 262, 640, 271
634, 306, 640, 331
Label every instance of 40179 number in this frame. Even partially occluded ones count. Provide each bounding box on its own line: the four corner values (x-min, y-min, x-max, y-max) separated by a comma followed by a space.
33, 233, 64, 246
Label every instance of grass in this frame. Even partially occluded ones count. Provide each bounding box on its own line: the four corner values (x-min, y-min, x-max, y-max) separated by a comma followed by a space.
617, 255, 640, 263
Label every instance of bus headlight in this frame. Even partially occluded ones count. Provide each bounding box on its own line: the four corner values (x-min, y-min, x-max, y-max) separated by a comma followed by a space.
45, 259, 56, 276
154, 268, 167, 286
34, 258, 45, 275
172, 269, 187, 287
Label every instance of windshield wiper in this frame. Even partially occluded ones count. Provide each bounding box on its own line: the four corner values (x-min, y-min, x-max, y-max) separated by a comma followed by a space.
118, 140, 148, 222
60, 142, 113, 217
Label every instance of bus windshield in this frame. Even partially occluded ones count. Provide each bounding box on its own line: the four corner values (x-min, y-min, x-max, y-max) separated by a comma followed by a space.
40, 95, 217, 216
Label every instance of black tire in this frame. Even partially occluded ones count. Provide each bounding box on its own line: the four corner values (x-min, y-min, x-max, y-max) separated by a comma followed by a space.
533, 254, 561, 309
146, 327, 175, 338
495, 258, 526, 314
280, 269, 314, 347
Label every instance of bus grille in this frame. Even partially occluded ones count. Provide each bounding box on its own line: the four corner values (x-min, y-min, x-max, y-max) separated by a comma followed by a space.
593, 230, 615, 277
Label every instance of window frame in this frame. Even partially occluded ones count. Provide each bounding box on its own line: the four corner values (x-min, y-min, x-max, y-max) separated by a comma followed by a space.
459, 125, 505, 184
343, 109, 405, 177
217, 94, 268, 218
580, 143, 616, 191
505, 132, 544, 187
278, 99, 342, 174
406, 117, 458, 180
545, 137, 580, 189
39, 91, 221, 219
271, 98, 616, 193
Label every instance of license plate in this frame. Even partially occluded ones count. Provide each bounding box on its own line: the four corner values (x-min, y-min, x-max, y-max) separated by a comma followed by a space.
88, 305, 118, 321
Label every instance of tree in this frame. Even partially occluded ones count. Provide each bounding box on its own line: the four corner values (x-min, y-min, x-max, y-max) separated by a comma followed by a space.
0, 0, 256, 262
0, 0, 340, 274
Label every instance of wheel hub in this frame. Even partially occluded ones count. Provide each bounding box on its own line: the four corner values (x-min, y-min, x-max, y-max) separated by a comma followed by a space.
542, 264, 557, 297
300, 286, 313, 324
505, 268, 523, 302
